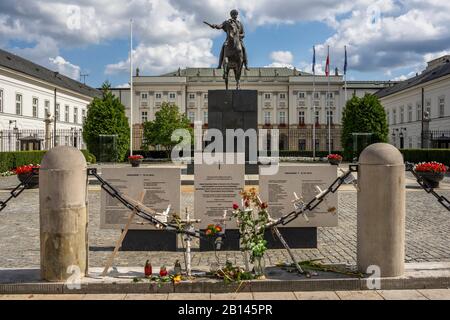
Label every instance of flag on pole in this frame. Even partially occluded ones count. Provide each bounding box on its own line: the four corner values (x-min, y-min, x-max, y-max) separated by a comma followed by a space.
325, 46, 330, 77
312, 46, 316, 74
344, 45, 348, 75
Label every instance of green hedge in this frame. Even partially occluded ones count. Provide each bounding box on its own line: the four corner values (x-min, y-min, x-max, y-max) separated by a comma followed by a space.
400, 149, 450, 166
0, 149, 96, 172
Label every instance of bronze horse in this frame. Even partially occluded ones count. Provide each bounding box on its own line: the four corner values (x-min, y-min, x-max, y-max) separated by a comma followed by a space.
222, 23, 244, 90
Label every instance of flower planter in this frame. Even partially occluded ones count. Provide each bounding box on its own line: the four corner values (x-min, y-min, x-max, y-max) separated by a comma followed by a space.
328, 159, 342, 166
18, 173, 39, 189
129, 159, 142, 167
416, 172, 444, 188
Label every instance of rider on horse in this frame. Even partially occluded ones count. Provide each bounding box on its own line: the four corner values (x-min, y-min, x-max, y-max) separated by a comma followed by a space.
207, 9, 250, 71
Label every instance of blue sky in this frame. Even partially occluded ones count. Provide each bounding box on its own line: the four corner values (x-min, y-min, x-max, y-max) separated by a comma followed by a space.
1, 1, 449, 88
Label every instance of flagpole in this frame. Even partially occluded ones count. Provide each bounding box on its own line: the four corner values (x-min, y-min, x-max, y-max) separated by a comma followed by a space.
130, 18, 133, 157
327, 45, 331, 155
344, 45, 348, 104
312, 46, 316, 160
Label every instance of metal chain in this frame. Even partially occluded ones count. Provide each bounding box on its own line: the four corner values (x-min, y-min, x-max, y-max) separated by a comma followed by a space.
0, 168, 39, 213
267, 165, 359, 228
405, 162, 450, 211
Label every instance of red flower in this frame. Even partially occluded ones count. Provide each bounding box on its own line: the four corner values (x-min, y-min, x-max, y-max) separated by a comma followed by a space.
233, 203, 239, 210
327, 154, 343, 161
14, 164, 40, 175
128, 155, 144, 160
260, 202, 268, 209
215, 225, 222, 233
414, 162, 447, 173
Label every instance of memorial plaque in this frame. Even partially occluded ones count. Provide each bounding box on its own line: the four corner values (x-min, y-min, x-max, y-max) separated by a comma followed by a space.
194, 161, 245, 229
259, 164, 338, 228
100, 167, 181, 230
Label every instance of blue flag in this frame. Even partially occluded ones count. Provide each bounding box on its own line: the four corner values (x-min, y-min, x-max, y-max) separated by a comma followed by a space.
312, 46, 316, 74
344, 46, 348, 75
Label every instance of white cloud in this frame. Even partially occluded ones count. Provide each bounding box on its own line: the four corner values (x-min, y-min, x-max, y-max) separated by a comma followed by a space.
1, 0, 450, 79
48, 56, 81, 80
266, 51, 294, 68
106, 39, 216, 75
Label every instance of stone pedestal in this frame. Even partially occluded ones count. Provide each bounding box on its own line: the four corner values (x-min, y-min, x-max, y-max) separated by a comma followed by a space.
209, 90, 258, 173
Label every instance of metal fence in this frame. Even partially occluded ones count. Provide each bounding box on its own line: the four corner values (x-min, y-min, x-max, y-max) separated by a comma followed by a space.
0, 129, 85, 152
131, 126, 343, 152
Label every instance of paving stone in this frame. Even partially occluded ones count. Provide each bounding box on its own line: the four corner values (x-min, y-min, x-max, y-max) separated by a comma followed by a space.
83, 294, 126, 300
294, 291, 340, 300
336, 291, 384, 300
168, 293, 211, 300
252, 292, 297, 300
125, 294, 168, 300
0, 178, 449, 270
417, 289, 450, 300
210, 293, 253, 300
377, 290, 428, 300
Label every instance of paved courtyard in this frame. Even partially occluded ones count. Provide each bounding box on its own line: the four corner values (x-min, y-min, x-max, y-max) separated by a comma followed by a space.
0, 173, 449, 269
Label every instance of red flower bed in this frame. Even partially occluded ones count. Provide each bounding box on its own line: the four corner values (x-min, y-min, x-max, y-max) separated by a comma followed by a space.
14, 164, 40, 175
128, 155, 144, 160
414, 162, 447, 173
327, 154, 343, 161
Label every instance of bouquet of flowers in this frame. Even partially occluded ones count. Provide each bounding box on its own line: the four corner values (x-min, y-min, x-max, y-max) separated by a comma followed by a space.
327, 154, 343, 161
414, 162, 447, 173
205, 224, 222, 236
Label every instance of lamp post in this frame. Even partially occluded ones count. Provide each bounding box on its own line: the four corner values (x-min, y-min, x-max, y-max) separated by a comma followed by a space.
9, 120, 17, 151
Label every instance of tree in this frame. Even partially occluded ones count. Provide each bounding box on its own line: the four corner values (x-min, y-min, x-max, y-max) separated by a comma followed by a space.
142, 102, 193, 157
341, 94, 388, 160
83, 81, 130, 162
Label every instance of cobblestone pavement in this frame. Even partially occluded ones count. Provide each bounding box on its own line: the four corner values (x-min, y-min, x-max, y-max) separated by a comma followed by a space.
1, 289, 450, 300
0, 184, 449, 269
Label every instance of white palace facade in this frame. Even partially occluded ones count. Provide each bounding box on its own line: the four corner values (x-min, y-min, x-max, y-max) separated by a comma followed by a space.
114, 68, 395, 151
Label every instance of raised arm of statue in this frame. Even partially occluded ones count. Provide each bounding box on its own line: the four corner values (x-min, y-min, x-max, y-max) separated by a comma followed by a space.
203, 21, 223, 30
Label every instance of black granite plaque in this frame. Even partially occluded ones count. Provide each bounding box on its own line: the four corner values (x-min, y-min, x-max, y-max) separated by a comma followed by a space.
121, 230, 177, 251
264, 227, 317, 249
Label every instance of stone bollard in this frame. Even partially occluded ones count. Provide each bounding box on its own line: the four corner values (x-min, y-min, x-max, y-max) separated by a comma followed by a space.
357, 143, 405, 277
39, 146, 88, 281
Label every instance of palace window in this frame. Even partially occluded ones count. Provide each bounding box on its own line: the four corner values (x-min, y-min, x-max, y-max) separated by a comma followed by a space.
298, 139, 306, 151
15, 94, 22, 115
327, 110, 334, 125
408, 104, 413, 122
203, 111, 208, 124
298, 111, 305, 125
315, 110, 320, 124
400, 106, 404, 123
439, 96, 445, 118
204, 93, 208, 100
82, 109, 86, 124
264, 111, 271, 125
32, 97, 39, 117
298, 92, 305, 99
155, 93, 162, 99
0, 89, 4, 112
65, 105, 70, 122
56, 104, 60, 121
279, 111, 286, 125
169, 92, 176, 100
188, 111, 195, 123
393, 109, 397, 124
45, 100, 50, 118
279, 93, 286, 100
313, 92, 320, 100
416, 103, 421, 121
141, 111, 148, 123
327, 92, 334, 99
141, 93, 148, 100
74, 107, 78, 124
386, 111, 390, 125
189, 93, 196, 100
264, 93, 271, 100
